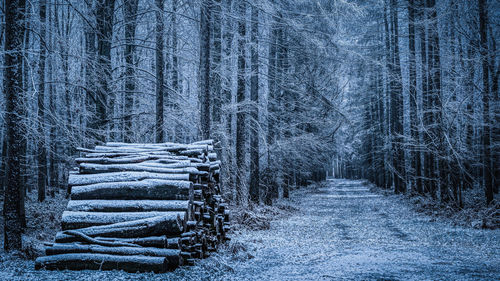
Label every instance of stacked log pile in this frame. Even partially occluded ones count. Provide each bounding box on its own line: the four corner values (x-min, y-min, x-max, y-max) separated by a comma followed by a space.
35, 140, 229, 272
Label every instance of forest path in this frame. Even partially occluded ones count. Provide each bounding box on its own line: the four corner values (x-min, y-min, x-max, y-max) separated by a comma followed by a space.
211, 178, 500, 280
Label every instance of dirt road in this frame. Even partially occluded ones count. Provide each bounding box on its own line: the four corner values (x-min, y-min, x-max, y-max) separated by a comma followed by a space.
205, 179, 500, 280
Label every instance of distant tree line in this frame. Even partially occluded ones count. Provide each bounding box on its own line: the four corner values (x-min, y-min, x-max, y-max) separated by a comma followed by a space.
333, 0, 498, 207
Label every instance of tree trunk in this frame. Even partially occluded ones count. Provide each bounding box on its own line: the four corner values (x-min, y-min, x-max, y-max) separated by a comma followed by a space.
427, 0, 443, 200
94, 0, 115, 143
389, 0, 405, 194
155, 0, 165, 143
2, 0, 26, 251
172, 0, 180, 100
266, 18, 278, 204
38, 0, 48, 202
249, 5, 260, 203
478, 0, 493, 205
222, 0, 234, 198
199, 0, 212, 139
84, 0, 96, 147
418, 1, 432, 195
408, 0, 421, 194
235, 0, 246, 205
212, 0, 222, 126
123, 0, 139, 142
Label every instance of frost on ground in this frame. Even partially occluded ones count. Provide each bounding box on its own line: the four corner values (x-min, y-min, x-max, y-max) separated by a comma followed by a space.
2, 179, 500, 280
367, 181, 500, 230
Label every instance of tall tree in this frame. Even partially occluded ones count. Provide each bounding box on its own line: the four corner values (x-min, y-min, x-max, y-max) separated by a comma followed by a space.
212, 0, 223, 173
123, 0, 139, 142
49, 0, 59, 191
212, 0, 222, 127
478, 0, 493, 205
266, 13, 279, 204
37, 0, 48, 202
426, 0, 442, 199
383, 1, 393, 190
221, 0, 234, 197
155, 0, 165, 143
407, 0, 421, 194
93, 0, 115, 143
3, 0, 26, 251
249, 4, 259, 203
389, 0, 405, 194
418, 0, 433, 195
199, 0, 212, 139
84, 0, 97, 147
235, 0, 246, 205
171, 0, 180, 105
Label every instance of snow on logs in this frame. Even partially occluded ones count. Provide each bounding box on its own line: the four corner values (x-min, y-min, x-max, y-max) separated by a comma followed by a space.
70, 179, 193, 200
35, 140, 229, 273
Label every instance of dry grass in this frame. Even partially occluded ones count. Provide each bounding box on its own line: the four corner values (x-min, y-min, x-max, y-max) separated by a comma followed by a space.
228, 200, 299, 231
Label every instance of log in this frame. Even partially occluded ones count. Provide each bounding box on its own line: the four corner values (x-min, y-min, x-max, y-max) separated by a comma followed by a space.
192, 163, 210, 171
105, 142, 179, 147
62, 230, 140, 247
35, 253, 179, 272
75, 155, 151, 164
55, 215, 183, 242
94, 236, 178, 249
163, 144, 212, 153
61, 211, 185, 230
79, 163, 199, 175
93, 146, 167, 153
70, 179, 192, 200
179, 149, 205, 157
45, 243, 181, 258
138, 160, 192, 169
52, 235, 178, 249
67, 200, 190, 212
68, 172, 190, 186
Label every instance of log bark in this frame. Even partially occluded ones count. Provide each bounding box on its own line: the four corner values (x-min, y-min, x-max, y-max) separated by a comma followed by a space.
61, 211, 185, 230
105, 142, 178, 147
93, 146, 167, 153
62, 230, 140, 247
138, 160, 193, 169
68, 171, 190, 186
55, 215, 183, 242
79, 163, 199, 175
70, 179, 192, 200
95, 236, 179, 249
67, 200, 190, 212
35, 253, 179, 272
45, 243, 181, 258
87, 144, 212, 153
75, 155, 152, 164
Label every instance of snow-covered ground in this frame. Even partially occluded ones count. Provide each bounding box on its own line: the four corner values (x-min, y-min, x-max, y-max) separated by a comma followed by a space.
1, 179, 499, 280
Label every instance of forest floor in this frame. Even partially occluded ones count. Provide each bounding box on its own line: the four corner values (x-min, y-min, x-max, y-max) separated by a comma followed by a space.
1, 179, 499, 280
